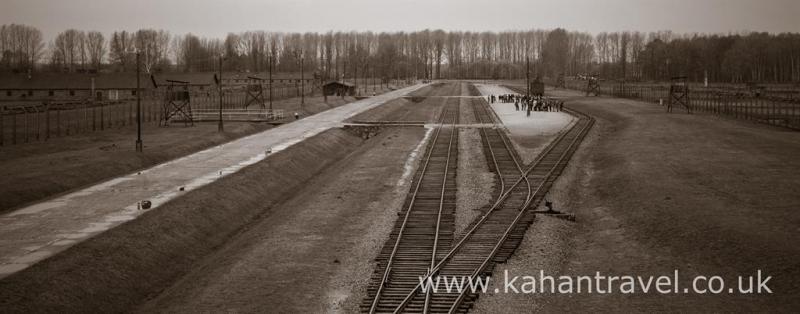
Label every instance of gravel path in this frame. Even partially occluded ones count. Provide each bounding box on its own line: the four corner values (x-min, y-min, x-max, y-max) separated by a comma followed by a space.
455, 128, 495, 237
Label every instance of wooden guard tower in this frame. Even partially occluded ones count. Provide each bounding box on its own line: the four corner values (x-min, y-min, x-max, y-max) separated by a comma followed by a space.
244, 76, 267, 109
586, 75, 600, 96
158, 79, 194, 126
556, 74, 566, 88
529, 77, 545, 97
668, 76, 691, 113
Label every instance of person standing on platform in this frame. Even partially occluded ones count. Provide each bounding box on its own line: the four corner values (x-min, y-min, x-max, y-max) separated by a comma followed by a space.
526, 101, 532, 117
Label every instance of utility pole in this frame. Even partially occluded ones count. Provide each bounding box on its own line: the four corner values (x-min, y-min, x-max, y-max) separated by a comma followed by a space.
268, 54, 273, 112
300, 53, 305, 107
135, 51, 143, 152
526, 55, 531, 98
218, 55, 224, 132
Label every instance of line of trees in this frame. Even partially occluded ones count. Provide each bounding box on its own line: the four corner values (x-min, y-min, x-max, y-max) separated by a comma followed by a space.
2, 23, 800, 84
0, 24, 44, 72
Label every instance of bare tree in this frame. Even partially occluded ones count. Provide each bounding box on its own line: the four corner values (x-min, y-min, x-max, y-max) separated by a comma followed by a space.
109, 30, 134, 71
85, 32, 105, 70
0, 24, 44, 71
54, 29, 83, 72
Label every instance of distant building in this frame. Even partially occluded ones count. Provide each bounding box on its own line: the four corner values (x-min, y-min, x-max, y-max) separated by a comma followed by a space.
0, 73, 144, 102
322, 81, 355, 96
0, 73, 216, 102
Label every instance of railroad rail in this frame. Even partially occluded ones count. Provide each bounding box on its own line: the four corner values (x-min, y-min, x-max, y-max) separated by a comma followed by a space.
363, 94, 531, 313
365, 97, 460, 313
364, 84, 594, 313
392, 105, 592, 313
364, 89, 593, 313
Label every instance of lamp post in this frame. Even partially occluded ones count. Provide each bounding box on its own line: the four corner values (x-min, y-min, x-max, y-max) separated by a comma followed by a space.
136, 51, 142, 151
526, 55, 530, 98
268, 53, 273, 112
132, 49, 142, 152
300, 54, 305, 107
218, 55, 224, 132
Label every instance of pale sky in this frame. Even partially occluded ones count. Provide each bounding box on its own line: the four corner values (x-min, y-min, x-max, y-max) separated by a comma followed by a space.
2, 0, 799, 40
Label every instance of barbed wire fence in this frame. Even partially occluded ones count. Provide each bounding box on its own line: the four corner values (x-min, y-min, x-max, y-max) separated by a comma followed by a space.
552, 78, 800, 130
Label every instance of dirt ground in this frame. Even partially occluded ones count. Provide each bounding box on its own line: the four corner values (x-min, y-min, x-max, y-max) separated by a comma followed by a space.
0, 93, 382, 213
455, 127, 495, 236
474, 88, 800, 312
136, 127, 428, 313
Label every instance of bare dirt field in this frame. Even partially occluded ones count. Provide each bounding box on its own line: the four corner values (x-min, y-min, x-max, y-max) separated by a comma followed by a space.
0, 94, 371, 213
475, 88, 800, 312
136, 127, 428, 313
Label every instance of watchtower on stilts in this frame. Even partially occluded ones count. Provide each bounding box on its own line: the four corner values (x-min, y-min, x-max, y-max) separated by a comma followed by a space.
244, 76, 267, 109
668, 76, 691, 113
586, 75, 600, 96
155, 77, 194, 126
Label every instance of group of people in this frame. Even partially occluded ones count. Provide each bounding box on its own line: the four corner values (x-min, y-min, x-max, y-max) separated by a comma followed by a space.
488, 94, 564, 117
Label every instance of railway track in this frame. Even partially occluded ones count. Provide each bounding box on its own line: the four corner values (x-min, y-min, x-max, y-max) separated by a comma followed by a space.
364, 85, 594, 313
366, 91, 593, 313
472, 97, 528, 201
364, 98, 460, 313
392, 105, 593, 313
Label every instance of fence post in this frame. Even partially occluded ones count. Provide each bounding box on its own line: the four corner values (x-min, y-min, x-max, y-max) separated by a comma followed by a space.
66, 106, 71, 136
45, 104, 49, 140
24, 110, 29, 143
35, 106, 40, 141
83, 102, 88, 133
0, 106, 4, 146
12, 110, 16, 144
100, 103, 104, 130
770, 98, 775, 126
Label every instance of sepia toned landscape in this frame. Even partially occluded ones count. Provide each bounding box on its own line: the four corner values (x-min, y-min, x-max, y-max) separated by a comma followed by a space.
0, 0, 798, 313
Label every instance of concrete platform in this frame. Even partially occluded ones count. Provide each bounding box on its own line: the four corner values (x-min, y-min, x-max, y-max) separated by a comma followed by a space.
0, 84, 427, 278
475, 84, 574, 139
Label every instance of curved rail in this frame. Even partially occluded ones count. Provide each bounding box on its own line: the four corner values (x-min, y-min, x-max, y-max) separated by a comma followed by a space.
446, 108, 594, 313
391, 106, 594, 313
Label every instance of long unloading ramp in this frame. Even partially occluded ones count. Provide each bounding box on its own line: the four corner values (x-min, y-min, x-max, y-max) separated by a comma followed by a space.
0, 83, 428, 278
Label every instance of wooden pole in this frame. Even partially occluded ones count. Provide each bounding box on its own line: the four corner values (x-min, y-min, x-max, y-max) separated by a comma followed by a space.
218, 56, 224, 132
100, 102, 104, 130
0, 106, 4, 146
136, 52, 143, 152
269, 54, 273, 112
45, 104, 49, 140
12, 110, 16, 144
24, 110, 28, 143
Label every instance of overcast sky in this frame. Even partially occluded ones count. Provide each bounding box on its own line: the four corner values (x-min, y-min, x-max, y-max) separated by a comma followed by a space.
2, 0, 799, 40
